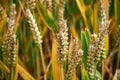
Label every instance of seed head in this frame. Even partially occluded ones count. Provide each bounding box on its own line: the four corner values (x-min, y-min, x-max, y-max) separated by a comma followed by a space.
87, 34, 98, 79
26, 9, 42, 46
57, 19, 68, 63
96, 0, 110, 61
2, 4, 17, 66
65, 38, 83, 80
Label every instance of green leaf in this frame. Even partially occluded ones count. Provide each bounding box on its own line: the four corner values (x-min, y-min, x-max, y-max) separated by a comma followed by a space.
85, 28, 91, 43
81, 29, 90, 68
38, 0, 59, 33
86, 7, 94, 33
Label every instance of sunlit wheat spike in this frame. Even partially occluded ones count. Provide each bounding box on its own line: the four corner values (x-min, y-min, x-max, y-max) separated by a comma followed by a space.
96, 0, 110, 61
87, 34, 98, 79
0, 4, 4, 20
27, 0, 36, 9
2, 4, 17, 66
57, 0, 69, 64
96, 34, 106, 60
57, 19, 68, 63
65, 37, 83, 80
26, 9, 42, 46
97, 0, 110, 34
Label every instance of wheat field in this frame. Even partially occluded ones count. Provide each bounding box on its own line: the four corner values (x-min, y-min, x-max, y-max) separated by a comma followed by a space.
0, 0, 120, 80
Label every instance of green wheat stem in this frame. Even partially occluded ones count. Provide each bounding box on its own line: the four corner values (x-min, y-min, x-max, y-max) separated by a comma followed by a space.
94, 64, 97, 80
30, 35, 37, 78
102, 61, 104, 80
10, 67, 14, 80
36, 50, 41, 79
39, 44, 46, 78
30, 9, 47, 79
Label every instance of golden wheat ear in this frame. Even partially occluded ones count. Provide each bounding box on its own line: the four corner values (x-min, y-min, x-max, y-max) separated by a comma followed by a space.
65, 37, 83, 80
87, 34, 98, 79
26, 9, 42, 45
56, 0, 69, 64
2, 4, 17, 67
96, 0, 110, 61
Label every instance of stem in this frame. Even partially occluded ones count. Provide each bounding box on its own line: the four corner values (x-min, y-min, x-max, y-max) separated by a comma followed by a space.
39, 44, 46, 79
102, 61, 104, 79
59, 64, 64, 80
10, 66, 15, 80
94, 64, 97, 80
36, 50, 41, 79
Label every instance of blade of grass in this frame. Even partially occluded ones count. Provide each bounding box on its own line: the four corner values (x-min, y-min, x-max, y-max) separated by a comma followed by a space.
17, 64, 35, 80
37, 0, 59, 33
81, 30, 90, 68
0, 60, 10, 73
76, 0, 87, 26
81, 66, 89, 80
39, 44, 47, 80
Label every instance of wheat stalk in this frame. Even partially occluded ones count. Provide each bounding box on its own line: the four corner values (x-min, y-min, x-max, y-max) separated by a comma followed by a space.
87, 0, 110, 79
2, 4, 17, 80
26, 9, 47, 79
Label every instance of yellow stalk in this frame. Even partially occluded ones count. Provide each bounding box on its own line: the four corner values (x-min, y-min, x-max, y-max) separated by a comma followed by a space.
52, 38, 64, 80
70, 26, 78, 37
105, 34, 109, 57
93, 3, 98, 33
72, 70, 77, 80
